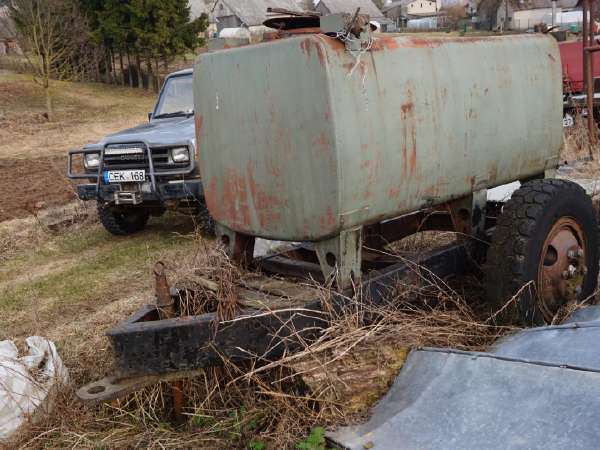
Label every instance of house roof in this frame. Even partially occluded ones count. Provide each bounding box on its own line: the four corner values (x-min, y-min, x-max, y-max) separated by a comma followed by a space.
0, 6, 16, 40
510, 0, 578, 10
213, 0, 302, 26
316, 0, 384, 18
189, 0, 216, 21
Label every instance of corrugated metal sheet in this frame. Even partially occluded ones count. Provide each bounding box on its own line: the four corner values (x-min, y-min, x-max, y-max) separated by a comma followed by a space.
316, 0, 384, 18
329, 306, 600, 450
214, 0, 302, 26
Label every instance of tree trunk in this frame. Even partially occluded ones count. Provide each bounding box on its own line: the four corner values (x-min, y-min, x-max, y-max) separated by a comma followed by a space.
44, 82, 53, 122
110, 49, 117, 84
135, 53, 144, 89
118, 50, 126, 86
154, 58, 160, 92
125, 48, 134, 88
105, 51, 112, 84
146, 56, 153, 92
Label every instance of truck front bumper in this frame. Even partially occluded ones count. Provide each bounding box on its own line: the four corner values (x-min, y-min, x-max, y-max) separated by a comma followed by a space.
77, 180, 203, 203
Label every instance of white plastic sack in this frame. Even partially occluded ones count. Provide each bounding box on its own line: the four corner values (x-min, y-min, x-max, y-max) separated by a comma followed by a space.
0, 336, 68, 441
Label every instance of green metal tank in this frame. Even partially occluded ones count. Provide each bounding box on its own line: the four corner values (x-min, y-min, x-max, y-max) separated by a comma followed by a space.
194, 33, 562, 242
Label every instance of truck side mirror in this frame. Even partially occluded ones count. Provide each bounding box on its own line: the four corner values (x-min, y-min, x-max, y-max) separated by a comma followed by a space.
148, 112, 153, 121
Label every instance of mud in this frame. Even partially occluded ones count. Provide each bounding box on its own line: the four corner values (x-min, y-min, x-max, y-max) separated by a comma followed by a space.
0, 156, 77, 223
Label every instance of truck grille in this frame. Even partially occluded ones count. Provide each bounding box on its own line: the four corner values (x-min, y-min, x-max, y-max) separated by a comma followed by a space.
102, 143, 188, 171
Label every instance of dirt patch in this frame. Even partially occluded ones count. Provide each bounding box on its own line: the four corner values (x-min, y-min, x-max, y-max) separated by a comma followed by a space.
0, 155, 77, 222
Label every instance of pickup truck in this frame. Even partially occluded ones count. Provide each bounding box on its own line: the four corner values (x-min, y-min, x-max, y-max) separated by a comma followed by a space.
67, 68, 209, 235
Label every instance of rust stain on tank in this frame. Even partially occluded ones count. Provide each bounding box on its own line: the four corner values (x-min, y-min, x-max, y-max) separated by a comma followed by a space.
372, 37, 399, 51
400, 85, 417, 177
246, 161, 283, 228
194, 115, 203, 160
315, 42, 326, 66
487, 161, 499, 183
205, 172, 251, 230
300, 38, 313, 60
319, 206, 337, 230
313, 132, 332, 155
388, 186, 401, 199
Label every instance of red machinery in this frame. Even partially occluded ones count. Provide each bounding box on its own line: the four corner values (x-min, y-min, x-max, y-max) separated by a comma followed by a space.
560, 39, 600, 95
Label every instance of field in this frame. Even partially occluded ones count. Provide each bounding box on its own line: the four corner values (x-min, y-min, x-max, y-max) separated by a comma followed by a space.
0, 70, 156, 222
1, 68, 598, 449
0, 72, 207, 446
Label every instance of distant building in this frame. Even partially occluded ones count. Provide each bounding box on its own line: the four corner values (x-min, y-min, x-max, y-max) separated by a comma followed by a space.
405, 0, 439, 16
212, 0, 302, 32
315, 0, 394, 30
0, 6, 20, 56
315, 0, 385, 18
496, 0, 580, 31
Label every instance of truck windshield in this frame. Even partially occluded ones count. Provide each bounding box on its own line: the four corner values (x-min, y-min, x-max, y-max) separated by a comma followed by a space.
153, 74, 193, 118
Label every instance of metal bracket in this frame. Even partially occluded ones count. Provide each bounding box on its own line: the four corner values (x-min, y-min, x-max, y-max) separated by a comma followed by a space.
447, 190, 487, 238
216, 223, 256, 267
315, 227, 362, 290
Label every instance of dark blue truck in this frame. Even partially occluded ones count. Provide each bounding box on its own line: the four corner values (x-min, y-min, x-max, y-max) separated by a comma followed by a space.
67, 68, 209, 235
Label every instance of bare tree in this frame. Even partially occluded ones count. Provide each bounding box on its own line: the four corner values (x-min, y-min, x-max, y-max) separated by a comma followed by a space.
8, 0, 83, 120
442, 4, 468, 30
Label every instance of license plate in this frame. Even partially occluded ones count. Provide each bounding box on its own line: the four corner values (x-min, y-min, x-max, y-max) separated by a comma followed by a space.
103, 170, 146, 183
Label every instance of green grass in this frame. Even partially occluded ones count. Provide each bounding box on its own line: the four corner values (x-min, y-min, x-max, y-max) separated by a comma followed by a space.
0, 215, 198, 321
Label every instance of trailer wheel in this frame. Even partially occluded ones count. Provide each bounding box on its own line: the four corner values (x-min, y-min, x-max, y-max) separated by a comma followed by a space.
485, 179, 599, 325
98, 204, 150, 236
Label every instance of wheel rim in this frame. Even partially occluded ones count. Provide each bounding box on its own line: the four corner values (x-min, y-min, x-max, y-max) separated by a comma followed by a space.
538, 217, 587, 320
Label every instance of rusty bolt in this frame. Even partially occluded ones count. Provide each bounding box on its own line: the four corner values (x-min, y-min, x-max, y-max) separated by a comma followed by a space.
568, 250, 576, 259
577, 248, 584, 258
582, 266, 589, 275
568, 265, 577, 277
562, 270, 570, 279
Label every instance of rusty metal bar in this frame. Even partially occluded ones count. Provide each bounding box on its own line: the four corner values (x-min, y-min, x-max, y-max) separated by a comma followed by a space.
153, 262, 184, 421
584, 0, 597, 148
585, 46, 600, 53
154, 262, 175, 318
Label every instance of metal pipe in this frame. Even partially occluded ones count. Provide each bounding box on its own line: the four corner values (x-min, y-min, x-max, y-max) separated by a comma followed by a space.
153, 262, 184, 422
584, 0, 596, 149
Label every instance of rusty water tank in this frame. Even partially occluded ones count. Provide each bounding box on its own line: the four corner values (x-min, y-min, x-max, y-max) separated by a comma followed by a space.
193, 33, 562, 242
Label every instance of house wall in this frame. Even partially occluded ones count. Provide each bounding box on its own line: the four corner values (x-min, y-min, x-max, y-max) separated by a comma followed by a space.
406, 0, 439, 16
512, 7, 582, 30
407, 15, 439, 28
213, 0, 243, 32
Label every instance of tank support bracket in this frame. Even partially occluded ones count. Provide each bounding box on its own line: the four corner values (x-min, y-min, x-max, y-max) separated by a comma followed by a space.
216, 224, 256, 267
315, 227, 363, 290
447, 190, 487, 239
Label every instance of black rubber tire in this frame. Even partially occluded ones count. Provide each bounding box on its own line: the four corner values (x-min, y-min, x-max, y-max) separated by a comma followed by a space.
485, 179, 599, 326
97, 204, 150, 236
197, 199, 215, 236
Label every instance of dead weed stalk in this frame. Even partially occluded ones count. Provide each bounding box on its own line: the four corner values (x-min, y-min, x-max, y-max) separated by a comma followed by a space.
10, 245, 519, 449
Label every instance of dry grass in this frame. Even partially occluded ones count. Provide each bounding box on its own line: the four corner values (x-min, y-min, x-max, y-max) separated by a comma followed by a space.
562, 113, 600, 163
5, 234, 524, 450
0, 70, 155, 160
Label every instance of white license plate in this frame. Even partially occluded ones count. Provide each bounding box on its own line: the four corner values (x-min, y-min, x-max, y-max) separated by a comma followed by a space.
103, 170, 146, 183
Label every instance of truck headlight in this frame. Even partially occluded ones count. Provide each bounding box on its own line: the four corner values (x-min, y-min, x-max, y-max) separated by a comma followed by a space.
170, 147, 190, 163
84, 152, 100, 169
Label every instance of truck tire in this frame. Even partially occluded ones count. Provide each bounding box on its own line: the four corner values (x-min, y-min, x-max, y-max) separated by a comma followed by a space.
485, 179, 599, 325
197, 199, 215, 235
97, 204, 150, 236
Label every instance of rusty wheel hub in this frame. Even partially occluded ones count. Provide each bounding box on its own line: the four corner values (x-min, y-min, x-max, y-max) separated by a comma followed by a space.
538, 217, 587, 320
